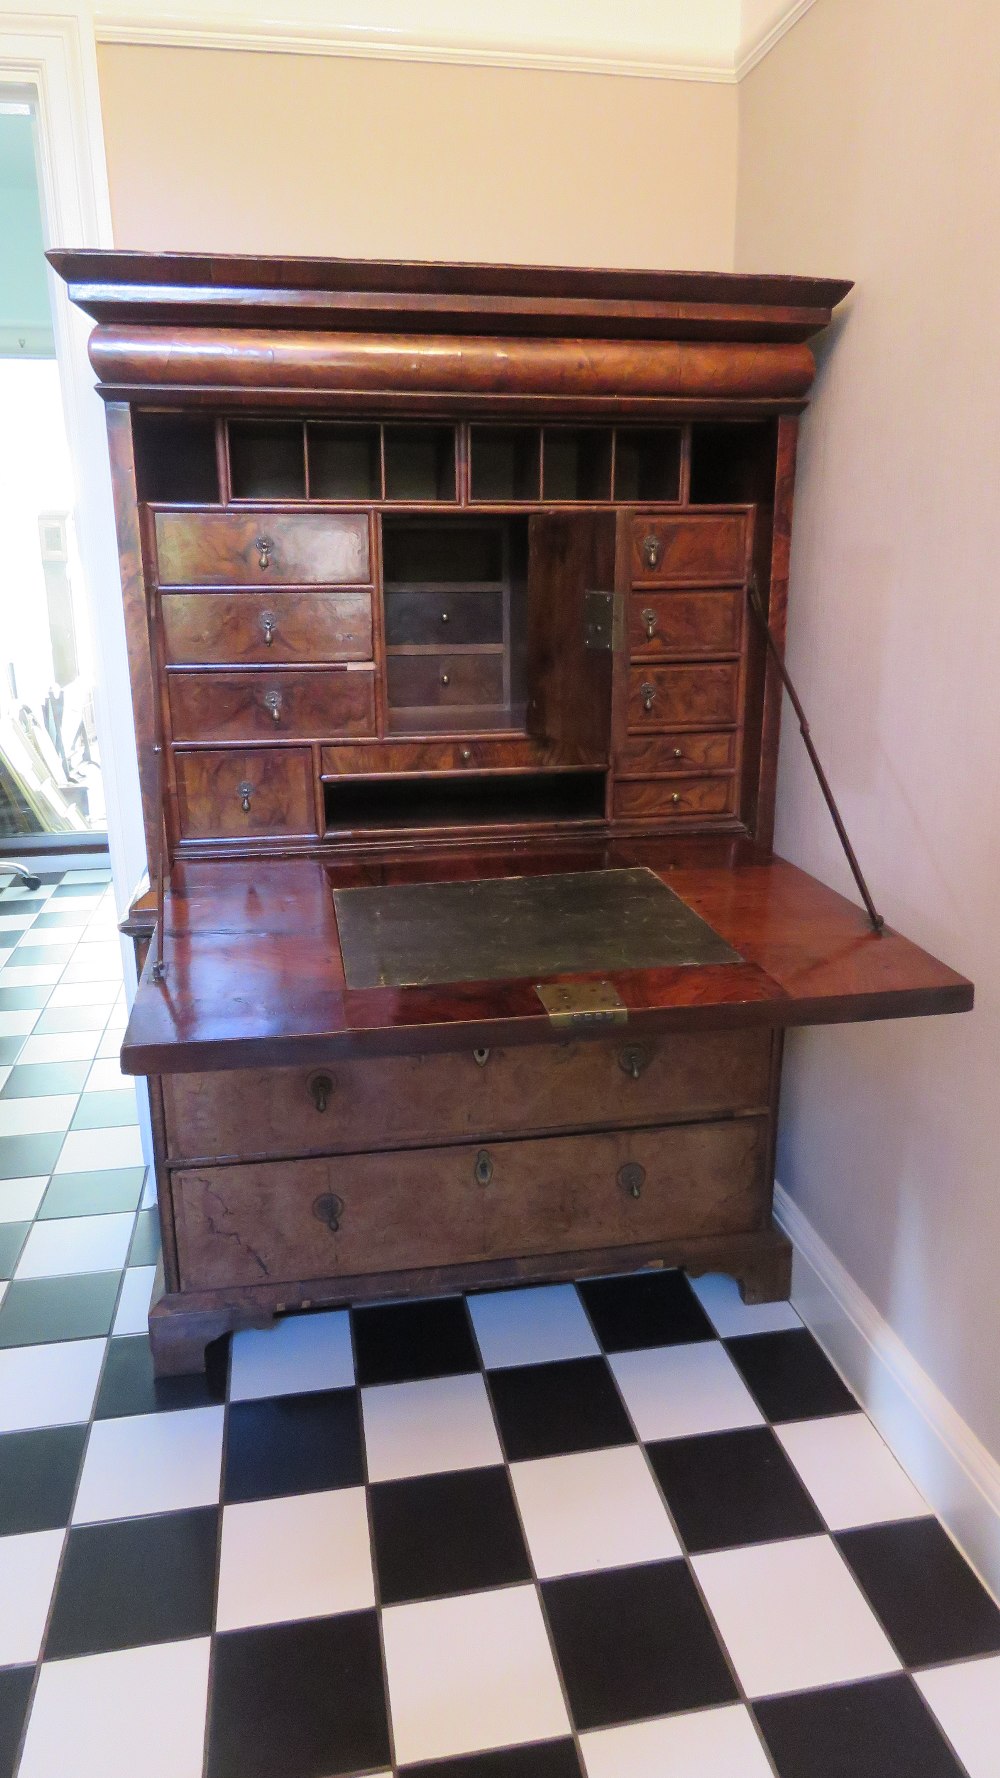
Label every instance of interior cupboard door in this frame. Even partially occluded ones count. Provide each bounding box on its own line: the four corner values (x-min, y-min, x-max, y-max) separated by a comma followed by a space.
524, 513, 616, 766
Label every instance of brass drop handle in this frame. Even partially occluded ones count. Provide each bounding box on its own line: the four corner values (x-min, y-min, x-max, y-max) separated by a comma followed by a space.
313, 1192, 344, 1232
618, 1161, 646, 1200
618, 1047, 650, 1081
309, 1074, 334, 1112
260, 610, 277, 647
474, 1149, 494, 1187
256, 536, 273, 571
642, 608, 657, 640
640, 682, 656, 713
263, 689, 282, 723
642, 534, 662, 569
237, 781, 253, 814
440, 672, 450, 686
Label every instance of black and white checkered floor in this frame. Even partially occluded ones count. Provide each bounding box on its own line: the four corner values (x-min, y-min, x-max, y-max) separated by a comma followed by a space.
0, 868, 998, 1778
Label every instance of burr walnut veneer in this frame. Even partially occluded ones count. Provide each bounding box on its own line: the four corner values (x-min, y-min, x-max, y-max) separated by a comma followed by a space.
51, 252, 973, 1375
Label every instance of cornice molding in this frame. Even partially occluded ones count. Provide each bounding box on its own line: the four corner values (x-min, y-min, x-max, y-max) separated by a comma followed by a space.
93, 1, 822, 83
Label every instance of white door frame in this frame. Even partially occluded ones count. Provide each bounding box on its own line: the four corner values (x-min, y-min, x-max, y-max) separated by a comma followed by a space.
1, 11, 147, 921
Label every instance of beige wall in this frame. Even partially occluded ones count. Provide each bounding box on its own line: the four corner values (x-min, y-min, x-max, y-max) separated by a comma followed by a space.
96, 44, 737, 268
737, 0, 1000, 1459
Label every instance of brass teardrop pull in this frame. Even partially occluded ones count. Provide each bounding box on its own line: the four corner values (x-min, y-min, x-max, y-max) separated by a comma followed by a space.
642, 608, 657, 640
263, 689, 282, 723
640, 682, 656, 713
474, 1149, 494, 1187
256, 536, 272, 571
642, 534, 662, 569
617, 1161, 646, 1200
312, 1192, 344, 1232
237, 781, 253, 814
309, 1073, 334, 1112
260, 610, 277, 646
617, 1046, 650, 1081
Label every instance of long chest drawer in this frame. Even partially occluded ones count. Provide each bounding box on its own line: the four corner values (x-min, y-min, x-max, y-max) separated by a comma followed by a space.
171, 1116, 770, 1289
162, 590, 373, 665
162, 1029, 772, 1162
174, 748, 315, 840
168, 668, 376, 742
627, 662, 740, 730
155, 511, 370, 586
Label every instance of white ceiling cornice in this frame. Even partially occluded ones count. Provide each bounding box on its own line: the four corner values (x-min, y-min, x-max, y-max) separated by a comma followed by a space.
93, 0, 823, 83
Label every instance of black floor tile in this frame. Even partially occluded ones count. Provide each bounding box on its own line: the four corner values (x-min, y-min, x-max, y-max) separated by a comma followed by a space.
0, 1667, 33, 1778
0, 986, 49, 1012
45, 1508, 219, 1658
353, 1295, 479, 1386
31, 1005, 105, 1034
402, 1743, 582, 1777
38, 1167, 145, 1220
0, 897, 48, 916
372, 1465, 531, 1605
754, 1673, 966, 1778
542, 1559, 736, 1731
72, 1090, 137, 1130
224, 1389, 364, 1502
0, 1132, 62, 1179
836, 1516, 1000, 1667
208, 1611, 390, 1778
725, 1329, 857, 1421
489, 1357, 635, 1461
32, 911, 93, 930
0, 1271, 121, 1347
0, 1039, 27, 1068
0, 1425, 88, 1534
1, 1061, 89, 1098
579, 1269, 715, 1351
49, 883, 104, 899
96, 1334, 226, 1418
127, 1208, 160, 1266
648, 1425, 824, 1553
9, 945, 72, 967
0, 1223, 29, 1280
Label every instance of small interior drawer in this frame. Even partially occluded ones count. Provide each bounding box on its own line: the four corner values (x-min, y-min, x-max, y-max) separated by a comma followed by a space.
629, 589, 742, 658
174, 747, 315, 840
154, 511, 370, 586
169, 668, 376, 743
387, 651, 504, 709
615, 732, 736, 777
630, 513, 748, 584
162, 590, 373, 666
614, 776, 736, 820
385, 589, 504, 647
627, 663, 740, 731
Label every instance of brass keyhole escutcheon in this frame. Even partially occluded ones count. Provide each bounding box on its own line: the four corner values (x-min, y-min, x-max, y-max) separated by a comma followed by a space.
256, 536, 272, 571
642, 608, 657, 640
640, 682, 656, 713
308, 1073, 334, 1112
237, 781, 253, 814
642, 534, 662, 569
263, 689, 282, 723
312, 1192, 344, 1232
618, 1047, 650, 1082
618, 1161, 646, 1200
474, 1149, 494, 1187
473, 1047, 491, 1067
260, 610, 277, 646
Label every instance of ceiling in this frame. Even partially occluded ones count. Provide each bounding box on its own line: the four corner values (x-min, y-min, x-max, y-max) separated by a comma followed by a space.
94, 0, 820, 81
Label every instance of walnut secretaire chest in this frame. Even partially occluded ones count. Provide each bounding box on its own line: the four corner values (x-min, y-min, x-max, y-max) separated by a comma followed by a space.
50, 253, 972, 1374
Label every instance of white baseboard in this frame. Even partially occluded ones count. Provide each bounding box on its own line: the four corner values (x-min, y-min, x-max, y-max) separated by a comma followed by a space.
774, 1183, 1000, 1603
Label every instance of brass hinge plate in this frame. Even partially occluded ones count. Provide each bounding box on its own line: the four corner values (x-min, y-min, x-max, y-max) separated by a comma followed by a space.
536, 979, 628, 1028
583, 589, 618, 651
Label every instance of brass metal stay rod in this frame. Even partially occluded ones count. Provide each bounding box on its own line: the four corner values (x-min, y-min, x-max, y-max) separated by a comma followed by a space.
748, 579, 885, 935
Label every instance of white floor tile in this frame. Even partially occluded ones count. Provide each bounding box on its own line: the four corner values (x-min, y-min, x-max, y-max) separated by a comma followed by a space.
0, 1530, 64, 1664
19, 1639, 211, 1778
0, 1094, 77, 1136
16, 924, 85, 947
19, 1029, 102, 1063
49, 980, 120, 1008
511, 1445, 681, 1577
61, 943, 124, 983
0, 1009, 39, 1035
468, 1284, 600, 1369
609, 1341, 764, 1442
0, 1339, 105, 1431
0, 964, 62, 987
0, 883, 52, 901
84, 1056, 129, 1091
73, 1406, 224, 1521
693, 1534, 900, 1698
55, 1125, 144, 1173
113, 1265, 157, 1335
62, 868, 113, 883
0, 1175, 48, 1222
916, 1654, 1000, 1778
98, 1024, 127, 1059
383, 1584, 569, 1765
777, 1413, 928, 1530
0, 913, 35, 931
363, 1373, 503, 1482
581, 1703, 775, 1778
689, 1272, 801, 1338
16, 1211, 135, 1279
216, 1488, 374, 1630
230, 1309, 354, 1401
